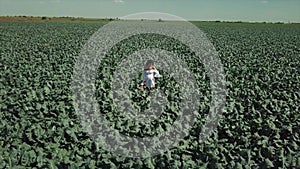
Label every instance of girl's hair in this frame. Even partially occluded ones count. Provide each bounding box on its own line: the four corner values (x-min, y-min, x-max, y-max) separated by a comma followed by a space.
144, 60, 155, 70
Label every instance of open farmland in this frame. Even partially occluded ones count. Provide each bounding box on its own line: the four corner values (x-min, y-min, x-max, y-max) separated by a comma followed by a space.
0, 21, 299, 168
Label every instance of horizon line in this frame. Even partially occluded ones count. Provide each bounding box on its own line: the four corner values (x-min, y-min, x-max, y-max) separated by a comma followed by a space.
0, 15, 299, 24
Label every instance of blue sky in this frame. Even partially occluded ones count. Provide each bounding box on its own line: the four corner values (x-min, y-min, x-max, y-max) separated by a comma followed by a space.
0, 0, 299, 22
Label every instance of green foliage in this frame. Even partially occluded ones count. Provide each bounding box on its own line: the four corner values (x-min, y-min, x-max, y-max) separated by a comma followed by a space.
0, 21, 299, 168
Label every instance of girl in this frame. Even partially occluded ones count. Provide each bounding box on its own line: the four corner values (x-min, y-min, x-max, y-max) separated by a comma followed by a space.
139, 60, 162, 89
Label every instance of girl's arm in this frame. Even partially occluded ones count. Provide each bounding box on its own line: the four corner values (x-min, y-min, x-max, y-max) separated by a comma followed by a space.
153, 69, 162, 77
143, 71, 147, 81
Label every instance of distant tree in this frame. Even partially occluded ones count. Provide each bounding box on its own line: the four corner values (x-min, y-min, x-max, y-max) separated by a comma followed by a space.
275, 22, 283, 24
158, 18, 162, 22
41, 16, 47, 20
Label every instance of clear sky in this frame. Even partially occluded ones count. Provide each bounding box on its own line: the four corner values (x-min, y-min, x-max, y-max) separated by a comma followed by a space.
0, 0, 299, 22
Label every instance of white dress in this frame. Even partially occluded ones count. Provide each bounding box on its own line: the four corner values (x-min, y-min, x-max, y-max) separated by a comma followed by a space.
142, 69, 161, 88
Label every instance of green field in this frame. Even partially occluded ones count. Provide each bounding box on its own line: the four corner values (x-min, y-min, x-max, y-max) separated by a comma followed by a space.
0, 21, 299, 168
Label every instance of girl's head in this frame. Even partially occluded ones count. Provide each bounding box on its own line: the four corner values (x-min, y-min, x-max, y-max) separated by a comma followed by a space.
144, 60, 155, 70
